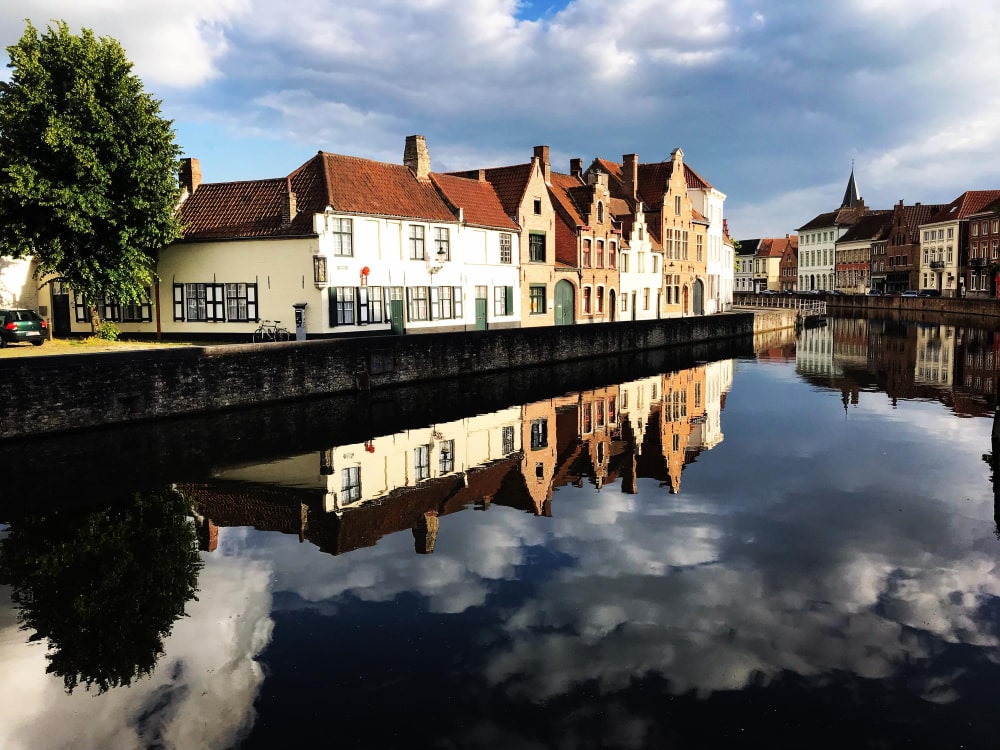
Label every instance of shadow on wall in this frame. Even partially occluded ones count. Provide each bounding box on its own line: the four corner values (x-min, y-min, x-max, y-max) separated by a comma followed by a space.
0, 256, 38, 309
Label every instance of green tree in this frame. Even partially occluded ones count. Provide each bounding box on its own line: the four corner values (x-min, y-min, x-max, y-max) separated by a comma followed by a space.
0, 21, 183, 329
0, 488, 204, 693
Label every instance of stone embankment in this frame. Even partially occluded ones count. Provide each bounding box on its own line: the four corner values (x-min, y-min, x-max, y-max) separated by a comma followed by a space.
0, 313, 761, 439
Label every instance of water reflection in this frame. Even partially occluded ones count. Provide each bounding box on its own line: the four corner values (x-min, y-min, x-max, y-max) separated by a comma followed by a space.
3, 317, 1000, 748
0, 489, 203, 694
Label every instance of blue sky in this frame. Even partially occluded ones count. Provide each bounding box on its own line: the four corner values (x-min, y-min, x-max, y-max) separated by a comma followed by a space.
2, 0, 999, 237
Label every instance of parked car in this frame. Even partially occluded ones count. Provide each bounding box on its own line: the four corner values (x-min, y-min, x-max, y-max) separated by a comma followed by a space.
918, 289, 941, 297
866, 289, 882, 296
0, 308, 47, 347
901, 290, 919, 297
828, 290, 845, 296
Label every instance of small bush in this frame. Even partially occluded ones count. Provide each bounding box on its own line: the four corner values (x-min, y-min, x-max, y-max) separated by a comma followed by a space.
94, 321, 120, 341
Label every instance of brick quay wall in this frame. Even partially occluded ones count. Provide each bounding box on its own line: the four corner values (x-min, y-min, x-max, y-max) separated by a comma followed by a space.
0, 313, 756, 440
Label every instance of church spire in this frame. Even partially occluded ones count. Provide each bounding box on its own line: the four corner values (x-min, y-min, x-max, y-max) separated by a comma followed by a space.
841, 163, 859, 209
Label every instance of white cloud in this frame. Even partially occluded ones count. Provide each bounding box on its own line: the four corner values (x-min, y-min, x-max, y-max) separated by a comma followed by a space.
0, 0, 249, 88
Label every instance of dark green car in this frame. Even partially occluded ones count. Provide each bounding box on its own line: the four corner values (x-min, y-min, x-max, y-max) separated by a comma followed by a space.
0, 308, 47, 347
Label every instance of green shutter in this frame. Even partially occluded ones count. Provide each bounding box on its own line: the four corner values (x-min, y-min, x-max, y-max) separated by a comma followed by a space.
505, 286, 513, 316
328, 286, 337, 327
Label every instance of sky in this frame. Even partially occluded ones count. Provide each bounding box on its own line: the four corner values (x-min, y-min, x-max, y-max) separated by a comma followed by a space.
1, 0, 999, 238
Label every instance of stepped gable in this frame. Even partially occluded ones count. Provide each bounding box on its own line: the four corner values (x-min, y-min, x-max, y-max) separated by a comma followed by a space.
598, 156, 711, 205
927, 190, 1000, 223
837, 210, 893, 243
180, 178, 293, 240
430, 173, 518, 231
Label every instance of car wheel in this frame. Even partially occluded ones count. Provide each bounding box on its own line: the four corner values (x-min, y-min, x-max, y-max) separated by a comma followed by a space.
31, 340, 43, 346
0, 336, 6, 349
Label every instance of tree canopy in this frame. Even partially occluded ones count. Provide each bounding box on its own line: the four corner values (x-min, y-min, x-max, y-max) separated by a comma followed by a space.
0, 20, 183, 308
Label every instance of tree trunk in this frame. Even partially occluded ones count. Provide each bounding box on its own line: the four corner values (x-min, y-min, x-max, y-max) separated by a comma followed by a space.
88, 305, 101, 335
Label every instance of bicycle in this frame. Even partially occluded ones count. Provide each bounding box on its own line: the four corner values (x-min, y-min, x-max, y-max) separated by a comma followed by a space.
251, 319, 291, 343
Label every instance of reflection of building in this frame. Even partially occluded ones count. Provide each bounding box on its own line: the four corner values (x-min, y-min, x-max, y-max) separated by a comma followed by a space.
914, 324, 955, 387
796, 324, 842, 378
182, 362, 734, 557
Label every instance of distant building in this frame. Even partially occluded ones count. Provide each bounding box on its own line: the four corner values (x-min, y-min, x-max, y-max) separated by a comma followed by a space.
797, 169, 868, 292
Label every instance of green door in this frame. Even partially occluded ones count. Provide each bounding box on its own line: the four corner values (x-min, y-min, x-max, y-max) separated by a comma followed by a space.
390, 299, 404, 334
693, 280, 704, 316
475, 297, 488, 330
555, 280, 575, 326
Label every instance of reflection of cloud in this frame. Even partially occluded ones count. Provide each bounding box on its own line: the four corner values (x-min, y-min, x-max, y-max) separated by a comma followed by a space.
0, 530, 273, 750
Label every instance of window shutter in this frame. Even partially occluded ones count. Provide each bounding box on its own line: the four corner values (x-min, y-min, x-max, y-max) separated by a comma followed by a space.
328, 286, 338, 327
103, 298, 114, 320
453, 287, 463, 318
211, 283, 225, 320
406, 287, 413, 321
358, 286, 369, 325
173, 284, 185, 320
75, 294, 88, 322
429, 287, 439, 320
247, 284, 258, 321
505, 286, 513, 316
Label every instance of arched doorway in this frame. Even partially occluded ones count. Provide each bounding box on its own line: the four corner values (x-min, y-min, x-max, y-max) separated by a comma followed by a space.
554, 280, 575, 326
693, 279, 704, 316
609, 289, 616, 322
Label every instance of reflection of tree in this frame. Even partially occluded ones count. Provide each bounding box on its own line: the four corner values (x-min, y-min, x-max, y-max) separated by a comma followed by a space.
0, 488, 203, 693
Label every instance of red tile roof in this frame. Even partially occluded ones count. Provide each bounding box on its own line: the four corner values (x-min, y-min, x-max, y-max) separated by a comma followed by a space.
448, 163, 533, 219
430, 173, 518, 230
549, 171, 587, 227
593, 158, 623, 183
180, 150, 458, 241
180, 178, 294, 240
927, 190, 1000, 224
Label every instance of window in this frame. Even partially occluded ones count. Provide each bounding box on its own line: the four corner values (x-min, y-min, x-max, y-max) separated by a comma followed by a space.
225, 283, 256, 322
331, 218, 353, 256
652, 255, 659, 273
407, 287, 429, 321
341, 467, 361, 502
529, 233, 545, 262
596, 286, 604, 313
621, 294, 628, 312
596, 240, 604, 268
583, 239, 592, 267
582, 402, 592, 433
438, 440, 455, 473
502, 425, 515, 454
359, 286, 383, 324
697, 235, 703, 261
937, 229, 944, 240
176, 283, 225, 322
414, 445, 430, 481
583, 286, 592, 314
330, 286, 355, 326
533, 198, 542, 215
313, 255, 328, 284
621, 253, 629, 273
494, 286, 513, 316
644, 288, 650, 310
434, 227, 450, 260
973, 223, 979, 237
529, 285, 546, 315
674, 195, 681, 214
530, 418, 548, 449
682, 231, 689, 259
597, 201, 604, 223
609, 242, 616, 269
500, 233, 512, 264
409, 225, 425, 259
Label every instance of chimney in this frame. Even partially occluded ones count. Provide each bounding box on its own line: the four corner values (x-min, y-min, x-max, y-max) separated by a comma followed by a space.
478, 168, 486, 181
282, 177, 297, 225
179, 157, 201, 196
534, 145, 551, 184
570, 158, 583, 179
404, 134, 431, 181
622, 153, 638, 200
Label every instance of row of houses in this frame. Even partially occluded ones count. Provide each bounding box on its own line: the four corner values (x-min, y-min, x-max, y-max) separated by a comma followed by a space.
184, 360, 734, 555
1, 136, 734, 340
736, 170, 1000, 297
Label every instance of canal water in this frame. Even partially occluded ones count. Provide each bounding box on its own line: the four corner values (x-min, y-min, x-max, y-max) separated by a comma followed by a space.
2, 315, 1000, 749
